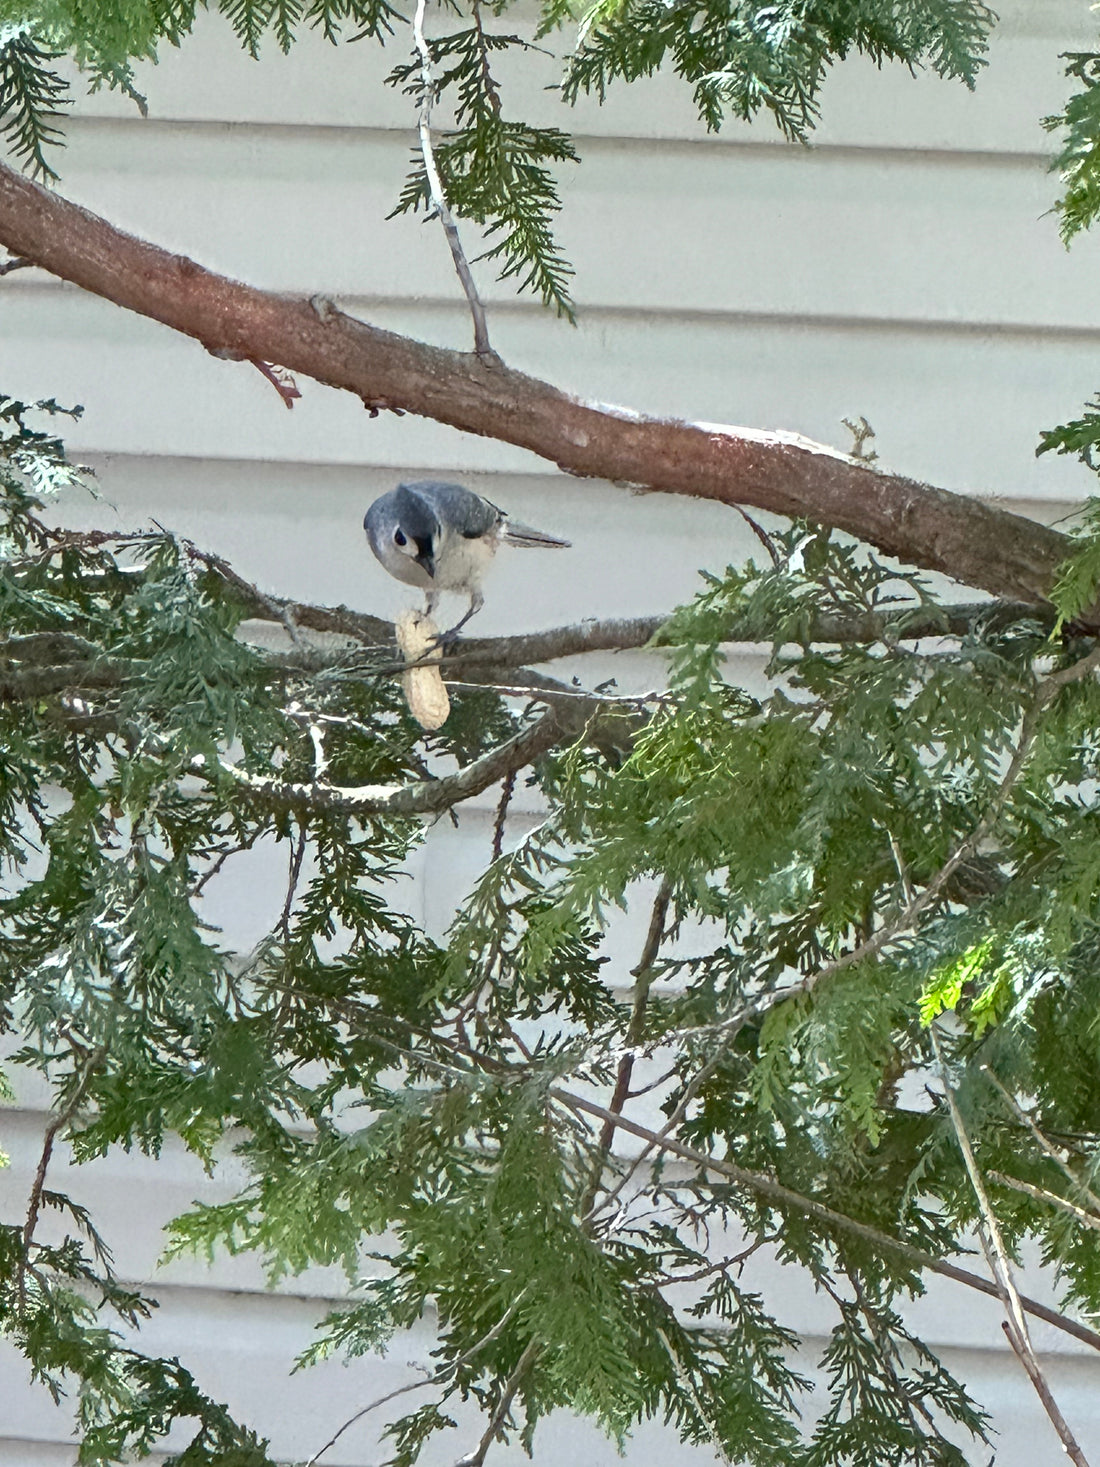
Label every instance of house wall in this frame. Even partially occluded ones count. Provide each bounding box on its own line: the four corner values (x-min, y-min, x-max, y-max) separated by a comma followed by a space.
3, 2, 1100, 1459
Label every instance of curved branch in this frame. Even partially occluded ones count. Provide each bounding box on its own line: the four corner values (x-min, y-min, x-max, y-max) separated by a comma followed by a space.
0, 161, 1071, 606
210, 709, 562, 815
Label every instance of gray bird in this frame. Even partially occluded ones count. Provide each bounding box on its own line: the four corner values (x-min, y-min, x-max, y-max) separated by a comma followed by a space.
363, 480, 570, 636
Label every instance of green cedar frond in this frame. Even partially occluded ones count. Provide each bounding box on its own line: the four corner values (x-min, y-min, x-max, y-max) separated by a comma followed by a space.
1044, 51, 1100, 245
1045, 496, 1100, 628
217, 0, 397, 58
215, 0, 398, 55
1038, 394, 1100, 470
558, 0, 994, 139
393, 120, 578, 319
304, 0, 399, 45
217, 0, 282, 57
2, 393, 1099, 1467
388, 27, 579, 318
0, 25, 69, 180
152, 0, 202, 47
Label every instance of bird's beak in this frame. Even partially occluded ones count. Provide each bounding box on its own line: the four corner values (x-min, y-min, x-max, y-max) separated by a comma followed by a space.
415, 550, 435, 579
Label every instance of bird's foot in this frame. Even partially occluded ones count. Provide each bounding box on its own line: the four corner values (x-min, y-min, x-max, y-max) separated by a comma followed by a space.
426, 625, 464, 653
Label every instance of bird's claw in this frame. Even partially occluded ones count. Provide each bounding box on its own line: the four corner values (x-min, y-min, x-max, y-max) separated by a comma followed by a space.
427, 626, 462, 654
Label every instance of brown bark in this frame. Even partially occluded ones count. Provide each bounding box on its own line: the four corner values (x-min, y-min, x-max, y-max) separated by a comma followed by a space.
0, 160, 1072, 604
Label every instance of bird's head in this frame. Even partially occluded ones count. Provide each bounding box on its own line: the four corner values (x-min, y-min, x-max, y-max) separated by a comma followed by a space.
364, 485, 440, 580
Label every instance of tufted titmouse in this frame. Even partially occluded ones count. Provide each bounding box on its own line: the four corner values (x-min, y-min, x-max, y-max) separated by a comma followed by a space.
364, 480, 570, 635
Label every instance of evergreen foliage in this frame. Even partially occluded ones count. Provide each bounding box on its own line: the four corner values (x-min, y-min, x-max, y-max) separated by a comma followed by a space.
1039, 51, 1100, 486
1045, 51, 1100, 246
3, 390, 1100, 1461
2, 0, 1100, 1462
0, 0, 998, 314
557, 0, 994, 138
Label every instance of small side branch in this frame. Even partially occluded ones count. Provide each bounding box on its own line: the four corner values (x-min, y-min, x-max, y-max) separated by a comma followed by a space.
989, 1171, 1100, 1234
251, 360, 301, 407
491, 768, 516, 859
212, 710, 562, 817
934, 1029, 1092, 1467
582, 879, 672, 1216
552, 1086, 1100, 1355
17, 1046, 105, 1307
454, 1337, 540, 1467
306, 1289, 530, 1467
411, 0, 493, 359
983, 1064, 1100, 1216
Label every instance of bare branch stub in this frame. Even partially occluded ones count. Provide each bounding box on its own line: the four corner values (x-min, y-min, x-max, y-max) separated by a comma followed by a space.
17, 1046, 106, 1308
251, 360, 302, 408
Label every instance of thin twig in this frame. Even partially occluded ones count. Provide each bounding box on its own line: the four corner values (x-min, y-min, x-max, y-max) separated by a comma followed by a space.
933, 1028, 1091, 1467
411, 0, 493, 359
279, 979, 1100, 1358
306, 1288, 530, 1467
17, 1047, 106, 1308
830, 1269, 948, 1448
471, 0, 502, 116
730, 505, 781, 566
989, 1171, 1100, 1234
305, 1378, 433, 1467
193, 833, 261, 896
280, 824, 308, 940
581, 879, 672, 1219
650, 1235, 776, 1286
444, 678, 667, 706
209, 711, 562, 817
983, 1065, 1100, 1216
491, 769, 516, 860
551, 1085, 1100, 1355
251, 359, 302, 408
657, 1325, 732, 1467
454, 1337, 540, 1467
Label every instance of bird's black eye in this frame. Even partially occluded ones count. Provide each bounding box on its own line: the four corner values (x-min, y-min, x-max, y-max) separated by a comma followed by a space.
394, 529, 407, 547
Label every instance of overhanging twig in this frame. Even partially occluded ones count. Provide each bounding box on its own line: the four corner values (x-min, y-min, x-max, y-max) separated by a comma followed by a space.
983, 1064, 1100, 1217
209, 709, 562, 816
305, 1288, 530, 1467
933, 1027, 1092, 1467
411, 0, 493, 360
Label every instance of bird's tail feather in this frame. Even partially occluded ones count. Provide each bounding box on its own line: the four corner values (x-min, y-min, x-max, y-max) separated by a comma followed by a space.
501, 521, 571, 548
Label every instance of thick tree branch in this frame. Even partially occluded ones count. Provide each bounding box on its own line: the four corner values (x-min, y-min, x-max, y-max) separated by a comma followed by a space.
0, 161, 1072, 605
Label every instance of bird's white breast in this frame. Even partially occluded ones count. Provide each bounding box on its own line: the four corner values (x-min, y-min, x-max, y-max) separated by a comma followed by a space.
435, 529, 499, 593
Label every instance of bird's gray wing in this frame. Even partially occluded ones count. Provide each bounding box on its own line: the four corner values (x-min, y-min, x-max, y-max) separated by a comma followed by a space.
499, 520, 571, 548
401, 481, 502, 540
